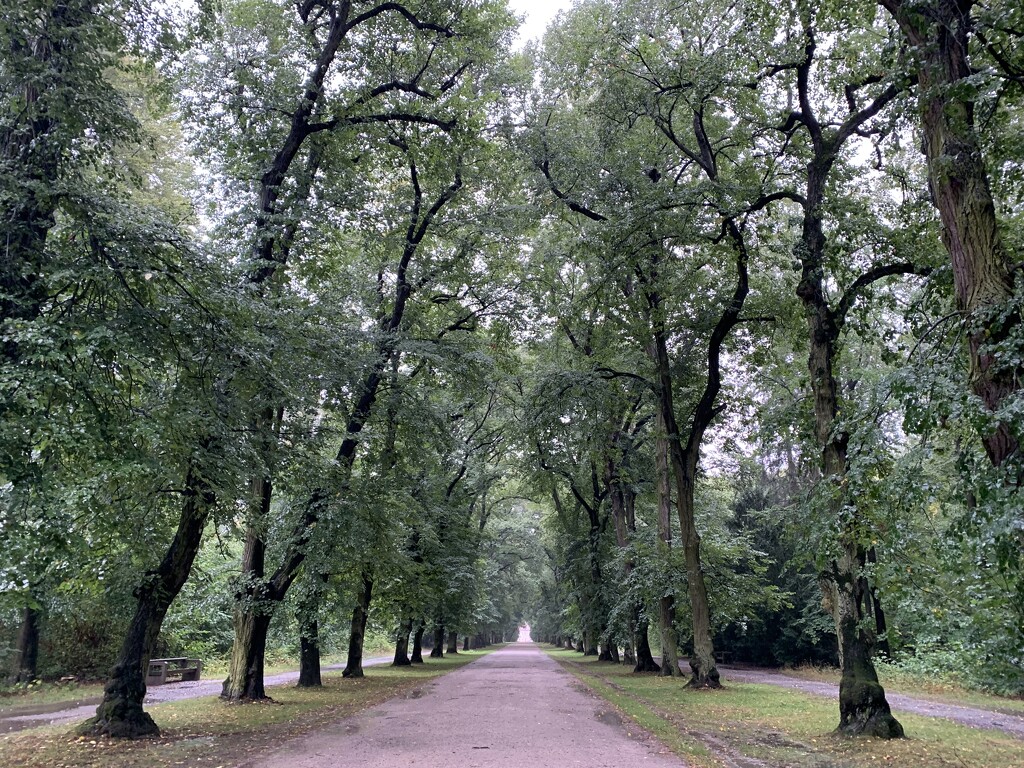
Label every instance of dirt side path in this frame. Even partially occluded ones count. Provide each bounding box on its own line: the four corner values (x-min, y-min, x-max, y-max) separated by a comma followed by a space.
246, 642, 687, 768
720, 666, 1024, 739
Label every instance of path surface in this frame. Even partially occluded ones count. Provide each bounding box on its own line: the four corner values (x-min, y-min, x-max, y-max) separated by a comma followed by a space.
246, 643, 685, 768
720, 666, 1024, 739
0, 657, 392, 734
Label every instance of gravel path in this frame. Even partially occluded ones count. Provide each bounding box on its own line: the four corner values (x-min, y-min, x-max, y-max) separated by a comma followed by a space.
720, 666, 1024, 739
0, 656, 392, 734
244, 642, 686, 768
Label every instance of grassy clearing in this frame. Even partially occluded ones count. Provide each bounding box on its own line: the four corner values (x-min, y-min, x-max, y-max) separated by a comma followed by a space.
782, 663, 1024, 715
546, 647, 1022, 768
0, 650, 492, 768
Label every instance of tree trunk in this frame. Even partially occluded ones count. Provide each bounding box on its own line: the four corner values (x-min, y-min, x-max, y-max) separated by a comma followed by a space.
881, 0, 1020, 471
222, 610, 273, 700
652, 302, 721, 689
654, 405, 682, 678
81, 464, 213, 737
634, 616, 661, 673
342, 573, 373, 678
297, 625, 322, 688
411, 621, 426, 663
446, 630, 459, 654
794, 108, 903, 736
222, 490, 274, 702
393, 619, 413, 666
674, 472, 720, 689
463, 636, 470, 651
835, 546, 903, 737
623, 644, 636, 666
658, 596, 680, 677
430, 624, 445, 658
9, 605, 40, 685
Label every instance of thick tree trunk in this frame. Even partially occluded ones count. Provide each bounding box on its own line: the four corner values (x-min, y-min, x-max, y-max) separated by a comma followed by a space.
634, 616, 661, 673
9, 605, 40, 685
881, 0, 1020, 471
446, 630, 459, 654
298, 626, 322, 688
411, 621, 426, 663
623, 643, 636, 666
222, 488, 274, 702
81, 465, 212, 737
430, 624, 445, 658
222, 610, 273, 700
393, 619, 413, 666
674, 472, 720, 689
658, 596, 680, 677
795, 125, 902, 737
343, 573, 373, 678
835, 545, 902, 737
463, 636, 470, 651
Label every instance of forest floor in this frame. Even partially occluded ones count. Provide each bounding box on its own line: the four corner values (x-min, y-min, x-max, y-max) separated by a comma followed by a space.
552, 648, 1024, 768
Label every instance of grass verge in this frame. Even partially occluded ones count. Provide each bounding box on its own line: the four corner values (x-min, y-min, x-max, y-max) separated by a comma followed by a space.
545, 647, 1022, 768
0, 649, 492, 768
781, 663, 1024, 716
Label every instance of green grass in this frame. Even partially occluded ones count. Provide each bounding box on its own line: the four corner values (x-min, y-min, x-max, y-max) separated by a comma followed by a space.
0, 649, 493, 768
0, 648, 399, 715
783, 663, 1024, 715
0, 681, 106, 712
546, 647, 1023, 768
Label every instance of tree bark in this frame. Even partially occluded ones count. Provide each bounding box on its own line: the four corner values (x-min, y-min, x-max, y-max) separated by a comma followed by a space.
633, 616, 660, 673
446, 630, 459, 654
222, 610, 273, 701
81, 463, 213, 737
9, 605, 40, 685
654, 406, 681, 678
430, 624, 445, 658
463, 636, 470, 651
411, 621, 426, 663
393, 619, 413, 666
880, 0, 1020, 471
222, 479, 275, 702
343, 573, 373, 678
297, 625, 322, 688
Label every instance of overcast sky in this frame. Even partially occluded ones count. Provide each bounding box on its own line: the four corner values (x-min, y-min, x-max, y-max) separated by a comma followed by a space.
507, 0, 575, 47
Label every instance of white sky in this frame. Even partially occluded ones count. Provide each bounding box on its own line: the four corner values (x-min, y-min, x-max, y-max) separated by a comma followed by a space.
508, 0, 575, 47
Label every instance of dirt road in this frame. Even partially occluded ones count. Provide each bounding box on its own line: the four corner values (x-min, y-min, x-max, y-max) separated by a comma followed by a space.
245, 642, 686, 768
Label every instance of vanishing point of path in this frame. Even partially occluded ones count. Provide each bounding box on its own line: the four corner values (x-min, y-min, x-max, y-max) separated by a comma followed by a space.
246, 642, 685, 768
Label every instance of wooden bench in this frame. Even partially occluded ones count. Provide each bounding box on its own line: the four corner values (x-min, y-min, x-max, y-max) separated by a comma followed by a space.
714, 650, 733, 665
146, 657, 202, 686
